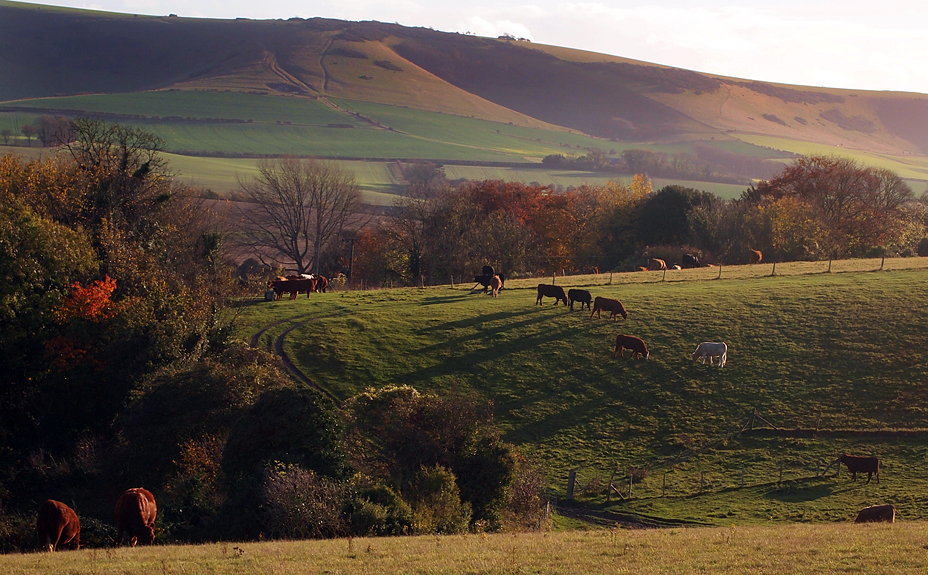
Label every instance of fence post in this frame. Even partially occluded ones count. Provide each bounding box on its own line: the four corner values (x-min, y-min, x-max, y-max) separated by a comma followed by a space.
662, 472, 667, 497
778, 462, 784, 485
828, 259, 833, 273
662, 268, 667, 282
609, 272, 613, 284
566, 470, 576, 500
450, 275, 454, 288
717, 266, 722, 280
552, 273, 556, 285
628, 474, 633, 498
881, 257, 885, 270
700, 471, 705, 493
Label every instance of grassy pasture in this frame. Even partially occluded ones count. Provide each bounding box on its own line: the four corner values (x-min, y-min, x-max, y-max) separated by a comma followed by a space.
6, 523, 928, 574
234, 259, 928, 525
735, 133, 928, 184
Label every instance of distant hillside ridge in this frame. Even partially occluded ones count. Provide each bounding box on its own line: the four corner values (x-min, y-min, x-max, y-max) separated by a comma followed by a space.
2, 0, 928, 156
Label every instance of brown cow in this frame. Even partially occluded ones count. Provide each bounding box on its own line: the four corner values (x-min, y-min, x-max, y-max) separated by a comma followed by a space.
749, 249, 763, 264
270, 277, 316, 300
839, 454, 880, 484
536, 284, 568, 306
648, 258, 667, 271
855, 504, 895, 523
115, 488, 157, 546
614, 335, 649, 359
489, 275, 503, 297
36, 500, 80, 552
590, 296, 628, 321
314, 275, 329, 293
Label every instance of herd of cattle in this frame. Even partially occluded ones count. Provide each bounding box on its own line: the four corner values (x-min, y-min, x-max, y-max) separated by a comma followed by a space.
532, 282, 726, 368
267, 274, 330, 300
639, 250, 762, 272
37, 487, 157, 551
521, 270, 888, 523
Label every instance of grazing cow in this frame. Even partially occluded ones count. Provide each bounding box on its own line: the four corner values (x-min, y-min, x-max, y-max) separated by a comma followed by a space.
536, 284, 568, 306
314, 275, 329, 293
749, 249, 763, 264
489, 275, 503, 297
682, 254, 700, 269
855, 504, 895, 523
590, 296, 628, 321
839, 454, 880, 484
270, 277, 312, 300
637, 266, 648, 272
567, 288, 592, 311
115, 488, 157, 546
648, 258, 667, 271
691, 342, 728, 367
474, 273, 505, 294
36, 500, 80, 552
614, 334, 649, 359
671, 264, 682, 270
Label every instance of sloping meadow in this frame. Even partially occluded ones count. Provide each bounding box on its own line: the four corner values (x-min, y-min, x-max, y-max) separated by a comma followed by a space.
237, 265, 928, 524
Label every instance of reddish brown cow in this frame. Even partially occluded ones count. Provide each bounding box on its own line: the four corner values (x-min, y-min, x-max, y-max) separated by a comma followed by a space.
855, 504, 895, 523
489, 275, 503, 297
115, 488, 157, 546
269, 277, 316, 300
839, 454, 880, 484
590, 296, 628, 321
536, 284, 568, 306
614, 335, 649, 359
749, 249, 763, 264
314, 275, 329, 293
648, 258, 667, 271
36, 500, 80, 552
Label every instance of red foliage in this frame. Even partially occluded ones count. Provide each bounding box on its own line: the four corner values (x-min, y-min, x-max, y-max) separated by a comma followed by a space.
55, 275, 117, 323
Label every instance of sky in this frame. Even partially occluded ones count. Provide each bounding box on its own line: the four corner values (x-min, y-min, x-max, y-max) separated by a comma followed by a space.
17, 0, 928, 94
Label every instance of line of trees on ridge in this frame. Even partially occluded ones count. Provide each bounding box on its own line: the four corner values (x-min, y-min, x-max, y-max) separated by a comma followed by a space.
354, 157, 928, 286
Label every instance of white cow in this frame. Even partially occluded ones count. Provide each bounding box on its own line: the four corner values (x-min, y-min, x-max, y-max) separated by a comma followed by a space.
692, 342, 728, 368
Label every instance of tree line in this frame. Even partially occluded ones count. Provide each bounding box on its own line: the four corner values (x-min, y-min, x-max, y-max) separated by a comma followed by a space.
354, 158, 928, 286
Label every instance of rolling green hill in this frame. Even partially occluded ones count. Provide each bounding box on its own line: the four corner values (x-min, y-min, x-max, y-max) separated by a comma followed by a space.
2, 0, 928, 197
234, 261, 928, 525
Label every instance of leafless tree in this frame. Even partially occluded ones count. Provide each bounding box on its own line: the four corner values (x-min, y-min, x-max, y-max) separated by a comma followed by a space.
237, 158, 366, 274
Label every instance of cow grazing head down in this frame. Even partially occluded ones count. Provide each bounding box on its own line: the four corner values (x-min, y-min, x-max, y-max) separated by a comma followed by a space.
692, 342, 728, 368
614, 334, 649, 359
855, 504, 895, 523
36, 500, 80, 552
115, 487, 157, 546
536, 284, 568, 306
590, 296, 628, 321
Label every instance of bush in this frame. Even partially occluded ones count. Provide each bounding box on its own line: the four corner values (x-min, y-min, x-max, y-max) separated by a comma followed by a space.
222, 386, 349, 483
409, 465, 471, 535
347, 483, 413, 536
917, 238, 928, 257
259, 464, 347, 540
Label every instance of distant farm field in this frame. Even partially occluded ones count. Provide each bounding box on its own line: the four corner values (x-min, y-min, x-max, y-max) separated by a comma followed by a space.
735, 133, 928, 184
234, 261, 928, 525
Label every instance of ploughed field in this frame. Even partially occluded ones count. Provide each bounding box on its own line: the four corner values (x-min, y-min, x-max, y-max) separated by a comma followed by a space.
9, 523, 928, 574
235, 260, 928, 526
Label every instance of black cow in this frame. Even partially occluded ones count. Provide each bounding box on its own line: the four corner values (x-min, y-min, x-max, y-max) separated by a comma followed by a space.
839, 454, 880, 484
682, 254, 700, 269
567, 289, 592, 311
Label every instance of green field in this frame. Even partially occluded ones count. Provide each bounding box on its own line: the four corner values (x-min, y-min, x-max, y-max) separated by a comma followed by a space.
5, 524, 928, 574
735, 134, 928, 184
233, 260, 928, 525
